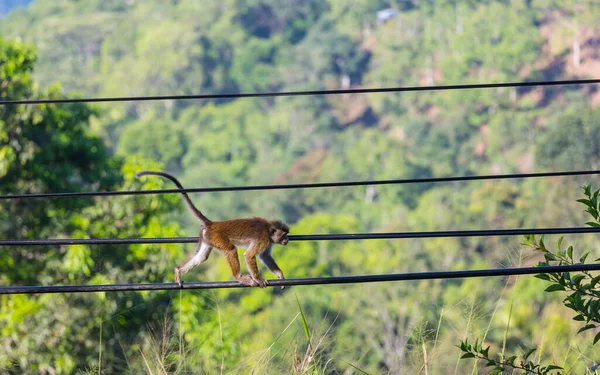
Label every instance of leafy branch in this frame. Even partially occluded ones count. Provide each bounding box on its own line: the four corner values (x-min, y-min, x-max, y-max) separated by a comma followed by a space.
458, 184, 600, 373
458, 339, 563, 375
522, 185, 600, 343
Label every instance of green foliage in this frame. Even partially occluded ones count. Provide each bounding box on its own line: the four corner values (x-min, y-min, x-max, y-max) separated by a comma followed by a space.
523, 185, 600, 341
0, 37, 187, 373
291, 295, 330, 375
536, 107, 600, 170
458, 185, 600, 374
458, 339, 563, 375
443, 2, 542, 82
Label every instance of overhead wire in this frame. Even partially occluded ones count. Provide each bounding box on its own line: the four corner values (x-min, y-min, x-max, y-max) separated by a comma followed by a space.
2, 79, 600, 293
0, 79, 598, 106
2, 263, 599, 295
1, 169, 599, 201
1, 227, 599, 246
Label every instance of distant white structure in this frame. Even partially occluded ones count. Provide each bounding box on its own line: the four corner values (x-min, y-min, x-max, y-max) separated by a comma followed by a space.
376, 8, 398, 24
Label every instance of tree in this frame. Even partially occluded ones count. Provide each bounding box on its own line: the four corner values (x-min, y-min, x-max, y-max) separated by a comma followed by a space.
0, 37, 185, 374
536, 107, 600, 170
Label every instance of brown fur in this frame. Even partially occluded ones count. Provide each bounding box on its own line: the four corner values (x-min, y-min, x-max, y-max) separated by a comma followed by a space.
136, 171, 289, 288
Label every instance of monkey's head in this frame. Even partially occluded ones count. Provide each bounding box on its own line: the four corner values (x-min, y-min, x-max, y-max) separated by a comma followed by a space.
270, 220, 290, 246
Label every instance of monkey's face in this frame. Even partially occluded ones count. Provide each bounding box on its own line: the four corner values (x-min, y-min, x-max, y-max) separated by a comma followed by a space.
271, 228, 289, 245
280, 233, 289, 246
270, 221, 290, 245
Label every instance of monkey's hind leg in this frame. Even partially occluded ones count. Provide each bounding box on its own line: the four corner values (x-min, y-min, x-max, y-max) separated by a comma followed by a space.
220, 245, 257, 287
175, 241, 212, 287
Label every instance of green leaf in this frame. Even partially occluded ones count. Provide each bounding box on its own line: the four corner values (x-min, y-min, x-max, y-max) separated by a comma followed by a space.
583, 184, 591, 197
581, 284, 594, 290
545, 365, 563, 370
521, 234, 535, 246
481, 345, 490, 357
490, 367, 504, 375
339, 359, 370, 375
460, 352, 476, 359
522, 348, 536, 360
571, 274, 586, 286
577, 324, 596, 334
586, 203, 598, 214
573, 314, 586, 321
557, 236, 564, 250
586, 221, 600, 227
294, 293, 311, 344
566, 244, 572, 259
577, 198, 594, 208
586, 208, 599, 220
535, 274, 551, 281
580, 252, 590, 263
594, 331, 600, 345
544, 284, 565, 292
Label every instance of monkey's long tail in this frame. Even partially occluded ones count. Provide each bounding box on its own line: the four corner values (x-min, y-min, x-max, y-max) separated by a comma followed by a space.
135, 170, 212, 227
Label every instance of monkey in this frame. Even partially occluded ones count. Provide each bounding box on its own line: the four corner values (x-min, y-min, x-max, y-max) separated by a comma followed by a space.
135, 170, 289, 288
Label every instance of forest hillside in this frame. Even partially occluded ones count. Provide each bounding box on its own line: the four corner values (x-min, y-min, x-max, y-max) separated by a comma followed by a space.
1, 1, 600, 373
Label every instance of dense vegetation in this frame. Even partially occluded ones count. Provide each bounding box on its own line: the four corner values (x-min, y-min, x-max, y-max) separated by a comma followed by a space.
1, 0, 600, 373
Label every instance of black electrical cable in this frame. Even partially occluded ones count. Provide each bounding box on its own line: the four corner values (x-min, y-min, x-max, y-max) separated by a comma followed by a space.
2, 263, 599, 295
1, 169, 598, 201
0, 79, 598, 106
1, 227, 599, 247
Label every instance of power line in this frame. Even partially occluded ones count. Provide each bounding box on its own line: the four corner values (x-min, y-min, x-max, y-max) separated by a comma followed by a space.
0, 79, 598, 106
1, 227, 599, 247
1, 169, 599, 201
2, 263, 599, 295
